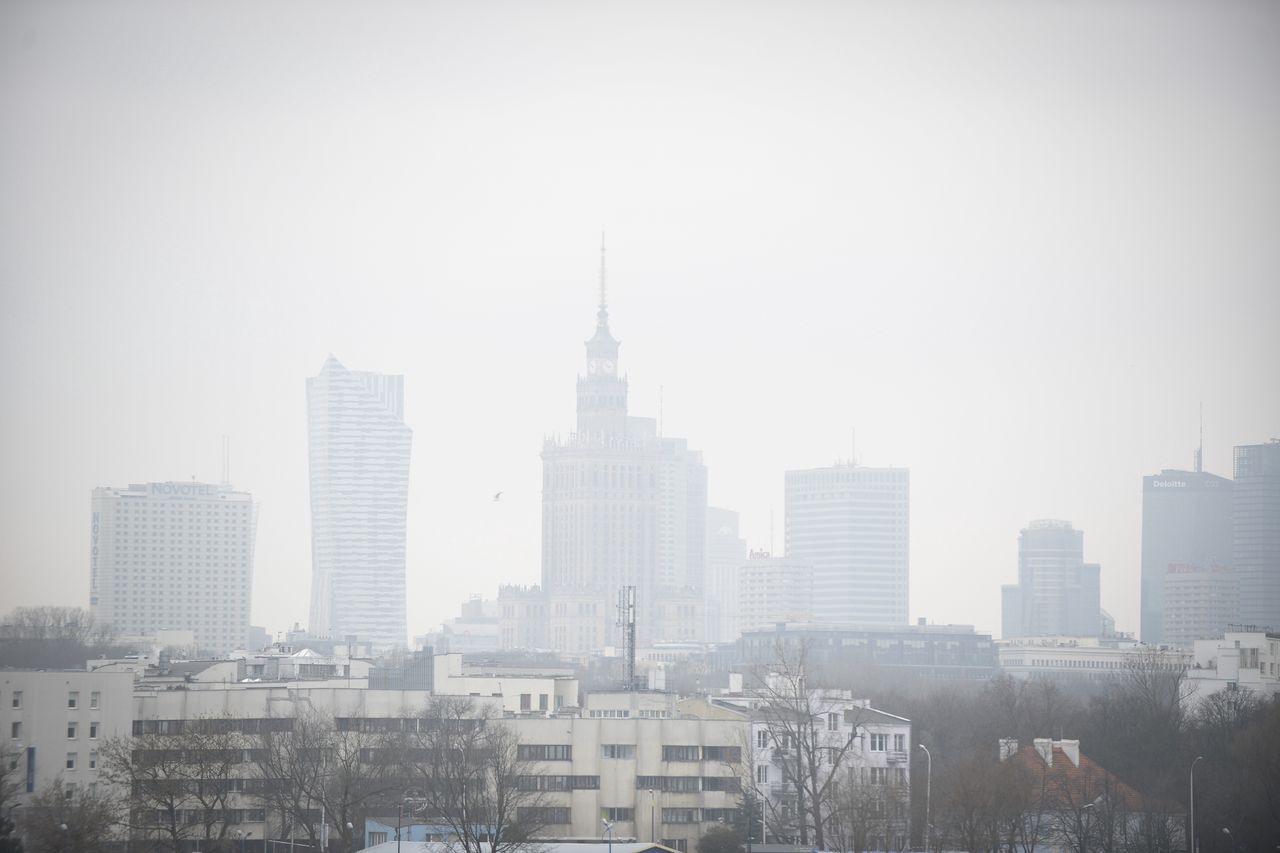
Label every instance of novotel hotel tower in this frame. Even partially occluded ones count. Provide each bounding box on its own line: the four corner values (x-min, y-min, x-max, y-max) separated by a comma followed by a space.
90, 481, 258, 654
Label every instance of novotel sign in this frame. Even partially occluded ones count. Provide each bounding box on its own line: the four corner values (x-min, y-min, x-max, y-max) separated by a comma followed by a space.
150, 482, 213, 497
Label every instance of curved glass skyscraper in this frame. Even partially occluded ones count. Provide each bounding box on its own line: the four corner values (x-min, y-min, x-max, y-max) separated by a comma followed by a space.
307, 356, 412, 650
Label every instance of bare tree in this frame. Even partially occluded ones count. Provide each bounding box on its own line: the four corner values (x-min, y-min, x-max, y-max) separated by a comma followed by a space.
745, 640, 869, 850
100, 717, 248, 853
18, 778, 121, 853
0, 607, 124, 669
255, 709, 400, 853
1, 745, 23, 853
399, 695, 549, 853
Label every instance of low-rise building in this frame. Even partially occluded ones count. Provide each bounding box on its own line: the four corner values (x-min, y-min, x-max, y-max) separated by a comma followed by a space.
0, 669, 135, 806
1184, 629, 1280, 704
998, 637, 1190, 683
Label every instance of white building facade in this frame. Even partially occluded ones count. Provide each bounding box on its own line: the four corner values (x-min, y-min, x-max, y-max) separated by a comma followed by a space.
738, 553, 813, 632
90, 481, 257, 654
0, 670, 135, 808
307, 356, 413, 651
785, 464, 909, 625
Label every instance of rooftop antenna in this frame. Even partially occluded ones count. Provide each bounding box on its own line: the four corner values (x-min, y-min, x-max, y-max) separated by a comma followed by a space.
770, 509, 775, 555
851, 426, 857, 466
1195, 402, 1203, 473
220, 435, 231, 487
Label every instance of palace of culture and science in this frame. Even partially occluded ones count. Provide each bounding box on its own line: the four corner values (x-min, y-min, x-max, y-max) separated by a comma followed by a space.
500, 253, 708, 654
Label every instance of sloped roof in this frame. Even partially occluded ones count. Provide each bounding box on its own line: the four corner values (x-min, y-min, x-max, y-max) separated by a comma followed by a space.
1010, 744, 1147, 812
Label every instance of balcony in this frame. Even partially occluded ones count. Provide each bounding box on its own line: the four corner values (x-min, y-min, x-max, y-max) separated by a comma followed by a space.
887, 750, 908, 763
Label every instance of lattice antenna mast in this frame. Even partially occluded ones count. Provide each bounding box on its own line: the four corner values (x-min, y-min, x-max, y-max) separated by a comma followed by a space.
617, 585, 637, 690
1195, 402, 1204, 473
220, 435, 231, 487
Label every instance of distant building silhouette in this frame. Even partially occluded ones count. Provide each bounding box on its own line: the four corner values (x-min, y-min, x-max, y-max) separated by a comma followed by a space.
784, 463, 909, 625
703, 508, 747, 643
306, 356, 412, 651
1140, 468, 1233, 646
1233, 440, 1280, 631
1001, 520, 1100, 639
90, 481, 257, 654
538, 247, 707, 652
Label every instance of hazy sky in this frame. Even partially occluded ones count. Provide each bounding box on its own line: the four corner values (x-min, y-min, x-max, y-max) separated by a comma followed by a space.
2, 0, 1277, 644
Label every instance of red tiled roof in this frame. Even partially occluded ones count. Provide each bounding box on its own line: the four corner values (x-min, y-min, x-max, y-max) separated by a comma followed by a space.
1010, 745, 1147, 812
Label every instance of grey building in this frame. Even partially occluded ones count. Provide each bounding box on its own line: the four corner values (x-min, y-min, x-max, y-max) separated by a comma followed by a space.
307, 356, 413, 651
90, 481, 257, 655
784, 463, 909, 625
540, 258, 707, 651
1139, 468, 1233, 646
1002, 520, 1101, 639
735, 621, 997, 682
704, 508, 747, 643
1234, 440, 1280, 631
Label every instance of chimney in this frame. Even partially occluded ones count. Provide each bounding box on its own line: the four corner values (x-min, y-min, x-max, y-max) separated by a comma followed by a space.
1057, 739, 1080, 767
1033, 738, 1054, 766
999, 738, 1019, 762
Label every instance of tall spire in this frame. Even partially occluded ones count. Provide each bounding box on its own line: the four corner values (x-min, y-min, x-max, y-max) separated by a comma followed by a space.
598, 230, 608, 314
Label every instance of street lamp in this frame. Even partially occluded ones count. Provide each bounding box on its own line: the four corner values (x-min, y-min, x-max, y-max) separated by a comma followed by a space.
602, 818, 614, 853
917, 744, 931, 853
1189, 756, 1204, 853
647, 788, 656, 843
345, 821, 355, 853
1221, 827, 1236, 853
397, 791, 424, 853
1083, 802, 1095, 852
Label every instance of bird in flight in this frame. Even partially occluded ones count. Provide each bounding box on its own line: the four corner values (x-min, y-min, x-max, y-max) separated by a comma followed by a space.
493, 491, 503, 502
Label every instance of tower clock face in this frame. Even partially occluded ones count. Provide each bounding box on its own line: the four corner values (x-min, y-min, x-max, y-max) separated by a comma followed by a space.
603, 360, 615, 372
588, 360, 599, 374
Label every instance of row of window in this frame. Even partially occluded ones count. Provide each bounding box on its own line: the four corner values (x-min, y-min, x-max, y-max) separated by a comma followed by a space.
10, 721, 99, 740
516, 744, 741, 763
7, 690, 102, 711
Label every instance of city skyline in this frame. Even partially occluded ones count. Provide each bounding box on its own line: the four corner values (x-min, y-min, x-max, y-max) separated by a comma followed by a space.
2, 1, 1278, 643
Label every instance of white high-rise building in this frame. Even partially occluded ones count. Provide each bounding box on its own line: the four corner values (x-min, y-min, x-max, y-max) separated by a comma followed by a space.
784, 463, 909, 625
90, 481, 257, 654
307, 356, 413, 651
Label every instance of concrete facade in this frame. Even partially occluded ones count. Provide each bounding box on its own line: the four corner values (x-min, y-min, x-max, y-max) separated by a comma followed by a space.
0, 670, 135, 806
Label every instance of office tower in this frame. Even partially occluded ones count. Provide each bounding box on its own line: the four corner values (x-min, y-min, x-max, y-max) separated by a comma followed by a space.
1233, 440, 1280, 631
1001, 520, 1101, 638
784, 463, 909, 625
1139, 468, 1233, 645
704, 508, 748, 643
307, 356, 413, 651
738, 552, 813, 632
90, 481, 257, 654
540, 248, 707, 652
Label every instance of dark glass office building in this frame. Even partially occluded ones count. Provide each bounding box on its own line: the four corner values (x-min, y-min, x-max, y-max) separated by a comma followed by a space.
1140, 469, 1233, 646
